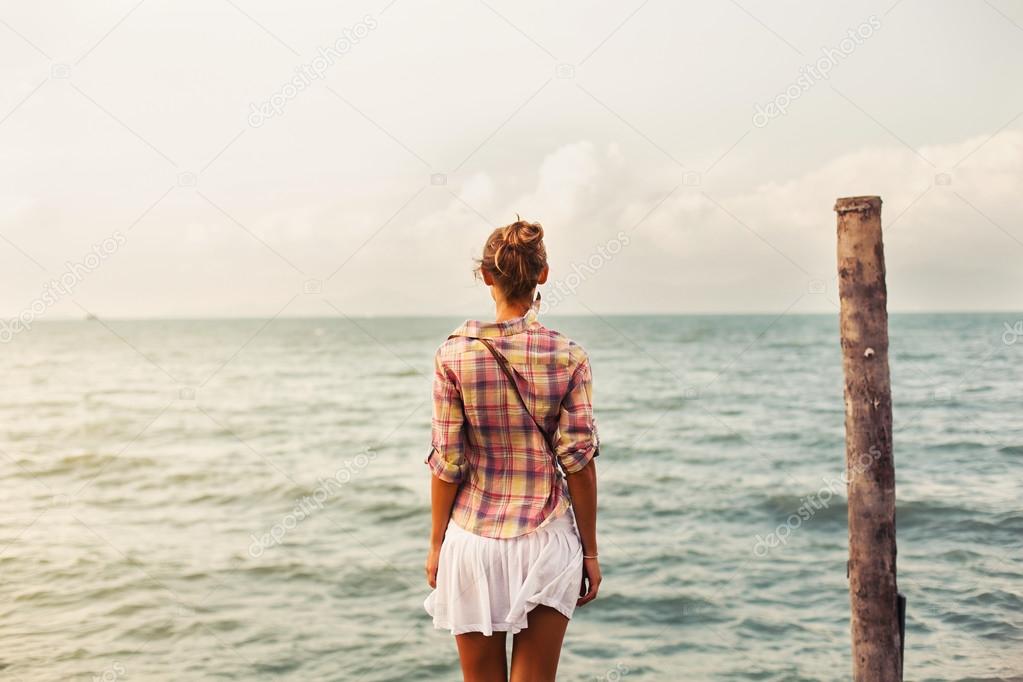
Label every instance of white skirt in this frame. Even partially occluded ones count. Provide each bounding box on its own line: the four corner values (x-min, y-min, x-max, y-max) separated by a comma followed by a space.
424, 510, 584, 636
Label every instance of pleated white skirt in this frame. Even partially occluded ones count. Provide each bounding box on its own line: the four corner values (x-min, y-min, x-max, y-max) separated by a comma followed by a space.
424, 510, 584, 635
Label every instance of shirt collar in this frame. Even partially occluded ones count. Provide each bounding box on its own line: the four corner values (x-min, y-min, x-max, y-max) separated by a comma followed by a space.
450, 293, 542, 339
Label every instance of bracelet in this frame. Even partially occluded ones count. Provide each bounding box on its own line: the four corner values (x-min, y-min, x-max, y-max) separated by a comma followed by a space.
583, 554, 598, 559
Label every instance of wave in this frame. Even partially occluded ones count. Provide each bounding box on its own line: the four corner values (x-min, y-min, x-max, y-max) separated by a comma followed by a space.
593, 592, 726, 626
927, 440, 994, 451
758, 493, 848, 525
26, 451, 158, 478
754, 494, 1022, 534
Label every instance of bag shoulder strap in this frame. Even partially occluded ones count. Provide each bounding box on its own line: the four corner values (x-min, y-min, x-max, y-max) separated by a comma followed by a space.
477, 338, 560, 466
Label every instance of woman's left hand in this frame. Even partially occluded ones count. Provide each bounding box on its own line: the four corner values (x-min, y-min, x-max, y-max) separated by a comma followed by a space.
577, 557, 602, 606
425, 544, 441, 588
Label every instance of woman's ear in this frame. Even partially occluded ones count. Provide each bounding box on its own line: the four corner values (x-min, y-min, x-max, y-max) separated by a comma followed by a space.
481, 268, 494, 286
537, 265, 549, 285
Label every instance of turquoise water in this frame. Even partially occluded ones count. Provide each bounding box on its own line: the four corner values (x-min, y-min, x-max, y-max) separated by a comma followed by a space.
1, 313, 1020, 681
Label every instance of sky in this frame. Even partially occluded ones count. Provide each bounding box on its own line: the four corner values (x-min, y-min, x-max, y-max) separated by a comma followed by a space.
1, 0, 1022, 319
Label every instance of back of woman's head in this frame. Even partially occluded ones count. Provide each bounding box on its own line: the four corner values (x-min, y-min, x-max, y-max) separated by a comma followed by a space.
475, 218, 547, 303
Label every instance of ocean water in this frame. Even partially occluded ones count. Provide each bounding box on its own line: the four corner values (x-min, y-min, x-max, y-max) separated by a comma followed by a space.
1, 312, 1021, 681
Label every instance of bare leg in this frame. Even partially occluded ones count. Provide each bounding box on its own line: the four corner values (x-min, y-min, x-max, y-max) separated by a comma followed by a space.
455, 631, 507, 682
509, 606, 569, 682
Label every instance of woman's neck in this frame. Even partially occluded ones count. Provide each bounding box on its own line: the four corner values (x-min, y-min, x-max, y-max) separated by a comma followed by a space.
494, 297, 530, 323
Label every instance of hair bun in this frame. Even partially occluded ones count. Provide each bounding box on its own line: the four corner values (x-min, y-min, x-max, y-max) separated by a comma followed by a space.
505, 218, 544, 249
473, 217, 548, 303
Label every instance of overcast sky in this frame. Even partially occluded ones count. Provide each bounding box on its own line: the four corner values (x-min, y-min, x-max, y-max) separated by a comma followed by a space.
2, 0, 1022, 318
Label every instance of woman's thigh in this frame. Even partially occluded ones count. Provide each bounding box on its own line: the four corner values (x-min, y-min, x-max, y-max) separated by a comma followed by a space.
509, 605, 570, 682
455, 631, 507, 682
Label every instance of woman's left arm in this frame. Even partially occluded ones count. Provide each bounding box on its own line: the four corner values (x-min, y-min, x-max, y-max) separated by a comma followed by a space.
424, 352, 468, 588
426, 475, 459, 588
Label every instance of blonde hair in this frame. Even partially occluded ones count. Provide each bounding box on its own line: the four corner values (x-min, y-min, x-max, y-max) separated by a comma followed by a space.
474, 217, 547, 303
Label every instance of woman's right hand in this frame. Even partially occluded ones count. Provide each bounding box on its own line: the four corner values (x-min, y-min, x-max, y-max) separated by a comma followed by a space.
577, 557, 601, 606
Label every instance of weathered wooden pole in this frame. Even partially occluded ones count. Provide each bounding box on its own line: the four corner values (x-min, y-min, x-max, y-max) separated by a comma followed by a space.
835, 196, 903, 681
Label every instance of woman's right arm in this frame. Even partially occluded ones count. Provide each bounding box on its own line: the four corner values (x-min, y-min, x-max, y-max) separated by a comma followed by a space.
566, 460, 601, 605
556, 357, 601, 605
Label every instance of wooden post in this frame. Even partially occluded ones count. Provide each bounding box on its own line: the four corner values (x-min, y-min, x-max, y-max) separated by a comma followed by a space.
835, 196, 902, 681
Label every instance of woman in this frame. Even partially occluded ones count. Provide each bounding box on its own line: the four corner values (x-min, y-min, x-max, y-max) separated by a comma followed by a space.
423, 218, 601, 682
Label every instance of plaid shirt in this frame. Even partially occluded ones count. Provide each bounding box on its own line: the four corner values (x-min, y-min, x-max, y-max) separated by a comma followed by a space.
425, 295, 599, 539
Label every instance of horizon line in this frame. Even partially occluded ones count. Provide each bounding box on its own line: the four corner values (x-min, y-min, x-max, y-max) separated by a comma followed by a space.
19, 309, 1023, 322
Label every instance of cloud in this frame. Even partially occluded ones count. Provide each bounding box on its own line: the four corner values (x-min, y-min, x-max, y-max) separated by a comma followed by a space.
4, 125, 1020, 317
409, 129, 1023, 314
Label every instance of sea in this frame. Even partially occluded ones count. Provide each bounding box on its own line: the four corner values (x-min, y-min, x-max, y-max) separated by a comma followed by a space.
1, 312, 1020, 681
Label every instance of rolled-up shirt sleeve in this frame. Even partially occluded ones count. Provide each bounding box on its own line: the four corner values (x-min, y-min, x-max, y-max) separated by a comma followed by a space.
555, 358, 600, 474
425, 352, 469, 484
